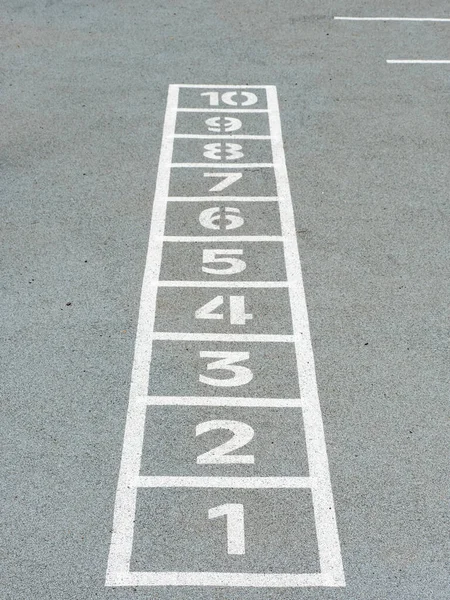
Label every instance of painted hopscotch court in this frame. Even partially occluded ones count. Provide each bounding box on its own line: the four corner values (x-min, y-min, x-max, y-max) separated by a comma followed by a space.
106, 85, 345, 588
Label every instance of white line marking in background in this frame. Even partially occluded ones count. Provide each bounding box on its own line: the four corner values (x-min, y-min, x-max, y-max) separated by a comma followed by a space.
386, 59, 450, 63
334, 16, 450, 21
143, 395, 303, 407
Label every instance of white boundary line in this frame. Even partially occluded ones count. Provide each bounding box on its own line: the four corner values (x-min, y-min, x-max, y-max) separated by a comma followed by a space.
387, 59, 450, 63
334, 16, 450, 21
143, 395, 302, 407
157, 280, 289, 288
136, 476, 312, 488
168, 196, 278, 202
177, 84, 270, 88
162, 235, 283, 242
178, 108, 269, 113
266, 86, 345, 586
171, 162, 273, 168
152, 332, 294, 342
173, 134, 271, 139
110, 571, 337, 587
106, 85, 179, 583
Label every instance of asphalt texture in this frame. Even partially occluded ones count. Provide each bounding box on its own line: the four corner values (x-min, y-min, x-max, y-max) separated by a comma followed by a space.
1, 1, 449, 599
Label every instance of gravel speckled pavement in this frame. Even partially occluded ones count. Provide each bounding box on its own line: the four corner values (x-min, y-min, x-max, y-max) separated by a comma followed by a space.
2, 1, 449, 599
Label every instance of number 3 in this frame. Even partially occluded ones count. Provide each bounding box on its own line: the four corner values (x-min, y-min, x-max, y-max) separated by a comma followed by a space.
199, 351, 253, 387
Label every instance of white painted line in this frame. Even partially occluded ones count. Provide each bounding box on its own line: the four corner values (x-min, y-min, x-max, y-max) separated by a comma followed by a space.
143, 395, 302, 407
387, 59, 450, 63
106, 85, 179, 581
136, 476, 312, 488
162, 235, 283, 242
177, 108, 269, 113
168, 196, 278, 202
266, 86, 345, 586
152, 332, 294, 342
334, 16, 450, 21
107, 571, 337, 588
177, 84, 270, 88
173, 134, 271, 139
157, 280, 289, 288
171, 163, 273, 168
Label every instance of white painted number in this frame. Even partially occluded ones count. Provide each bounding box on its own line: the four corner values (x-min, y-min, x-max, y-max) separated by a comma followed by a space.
204, 172, 242, 192
201, 91, 258, 107
205, 116, 242, 133
199, 207, 244, 230
196, 420, 255, 464
202, 249, 246, 275
199, 351, 253, 387
203, 143, 244, 161
195, 295, 253, 325
208, 504, 245, 555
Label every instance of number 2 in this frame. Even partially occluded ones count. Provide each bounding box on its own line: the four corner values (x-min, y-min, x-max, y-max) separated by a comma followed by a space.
196, 420, 255, 464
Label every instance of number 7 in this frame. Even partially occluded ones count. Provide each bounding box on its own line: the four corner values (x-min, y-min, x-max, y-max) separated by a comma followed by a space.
204, 172, 242, 192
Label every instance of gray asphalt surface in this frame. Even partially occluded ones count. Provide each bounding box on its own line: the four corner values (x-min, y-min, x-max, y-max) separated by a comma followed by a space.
1, 1, 449, 599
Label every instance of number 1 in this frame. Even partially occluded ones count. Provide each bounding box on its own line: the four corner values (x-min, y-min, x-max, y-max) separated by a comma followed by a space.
208, 503, 245, 555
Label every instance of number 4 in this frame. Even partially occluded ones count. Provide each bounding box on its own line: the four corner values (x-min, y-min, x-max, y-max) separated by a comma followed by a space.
195, 295, 253, 325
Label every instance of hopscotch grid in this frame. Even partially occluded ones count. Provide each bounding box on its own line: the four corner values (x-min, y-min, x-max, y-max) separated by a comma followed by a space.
106, 84, 344, 588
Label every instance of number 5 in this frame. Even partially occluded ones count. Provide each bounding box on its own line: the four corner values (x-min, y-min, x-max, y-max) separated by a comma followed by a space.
202, 249, 246, 275
199, 351, 253, 387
